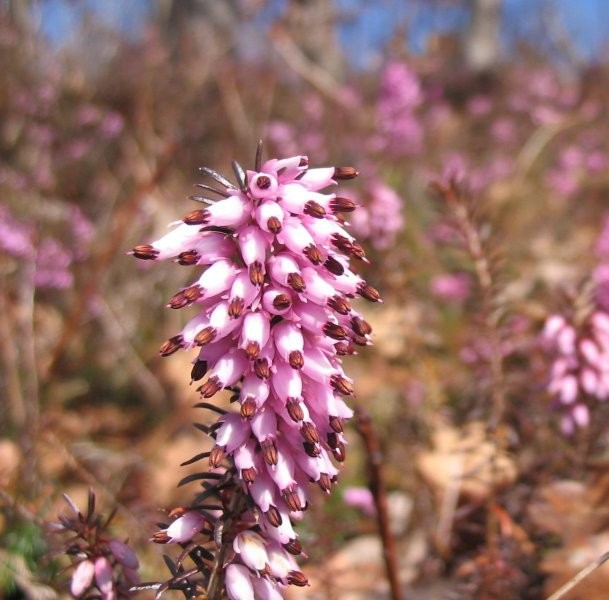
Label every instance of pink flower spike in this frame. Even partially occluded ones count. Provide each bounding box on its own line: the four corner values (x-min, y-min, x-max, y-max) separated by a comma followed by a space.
71, 559, 95, 597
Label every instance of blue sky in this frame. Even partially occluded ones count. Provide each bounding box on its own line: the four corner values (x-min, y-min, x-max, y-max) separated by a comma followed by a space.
35, 0, 609, 68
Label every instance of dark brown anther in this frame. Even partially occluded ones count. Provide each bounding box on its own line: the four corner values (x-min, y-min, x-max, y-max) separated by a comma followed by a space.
287, 273, 306, 292
357, 281, 381, 302
327, 431, 339, 448
198, 376, 221, 398
329, 416, 344, 433
318, 473, 332, 493
195, 327, 217, 346
240, 397, 257, 419
324, 255, 344, 276
159, 335, 183, 357
334, 341, 355, 356
266, 506, 283, 527
255, 175, 271, 190
228, 297, 244, 318
351, 316, 372, 336
351, 333, 369, 346
191, 360, 208, 382
300, 421, 320, 444
330, 197, 356, 213
327, 295, 351, 315
183, 285, 202, 303
249, 261, 265, 286
208, 445, 225, 468
284, 539, 303, 555
254, 358, 271, 379
332, 442, 346, 462
287, 398, 304, 422
242, 467, 257, 484
303, 441, 321, 457
333, 166, 358, 180
303, 200, 326, 218
168, 285, 202, 309
331, 233, 354, 254
298, 156, 309, 167
267, 216, 282, 234
349, 241, 367, 261
287, 570, 309, 587
183, 209, 209, 225
303, 244, 324, 265
272, 293, 292, 311
261, 439, 278, 465
323, 322, 349, 340
288, 350, 304, 370
132, 244, 159, 260
245, 341, 261, 360
178, 250, 199, 265
283, 487, 303, 512
167, 291, 187, 309
330, 374, 354, 395
151, 531, 170, 544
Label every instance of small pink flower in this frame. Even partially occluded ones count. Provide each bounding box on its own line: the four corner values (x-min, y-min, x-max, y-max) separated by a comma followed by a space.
430, 273, 471, 302
163, 511, 207, 543
70, 559, 95, 597
343, 486, 376, 517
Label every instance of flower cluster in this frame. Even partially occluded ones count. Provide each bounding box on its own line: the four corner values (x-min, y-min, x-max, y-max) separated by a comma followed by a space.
543, 311, 609, 434
51, 491, 139, 599
133, 147, 378, 597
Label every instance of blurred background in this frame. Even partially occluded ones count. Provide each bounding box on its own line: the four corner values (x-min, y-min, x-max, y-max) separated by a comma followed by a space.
3, 0, 609, 598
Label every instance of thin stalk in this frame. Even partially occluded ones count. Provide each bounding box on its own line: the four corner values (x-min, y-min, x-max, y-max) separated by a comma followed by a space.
355, 407, 402, 600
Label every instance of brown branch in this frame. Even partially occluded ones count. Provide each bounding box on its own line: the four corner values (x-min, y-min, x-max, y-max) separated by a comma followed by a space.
545, 550, 609, 600
430, 180, 506, 429
355, 406, 402, 600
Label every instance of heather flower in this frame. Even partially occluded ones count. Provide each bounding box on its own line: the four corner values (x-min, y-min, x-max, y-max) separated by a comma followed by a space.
343, 486, 376, 516
371, 61, 423, 156
349, 180, 404, 251
429, 273, 471, 302
542, 311, 609, 434
52, 491, 140, 599
134, 145, 378, 596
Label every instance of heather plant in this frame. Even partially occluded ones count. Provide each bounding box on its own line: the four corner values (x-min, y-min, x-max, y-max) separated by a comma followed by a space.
6, 3, 609, 600
129, 144, 378, 597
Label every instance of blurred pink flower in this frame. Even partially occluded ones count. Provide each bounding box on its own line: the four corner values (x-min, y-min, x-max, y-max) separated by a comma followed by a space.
343, 486, 376, 516
430, 273, 471, 302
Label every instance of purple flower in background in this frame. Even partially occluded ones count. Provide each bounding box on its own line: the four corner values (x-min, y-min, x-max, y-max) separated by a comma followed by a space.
35, 237, 74, 289
0, 206, 35, 259
134, 146, 379, 596
372, 61, 423, 156
430, 273, 471, 302
542, 312, 609, 434
343, 486, 376, 517
53, 491, 140, 599
350, 180, 404, 250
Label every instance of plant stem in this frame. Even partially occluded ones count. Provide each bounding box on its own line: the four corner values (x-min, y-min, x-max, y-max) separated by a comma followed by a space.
355, 406, 402, 600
